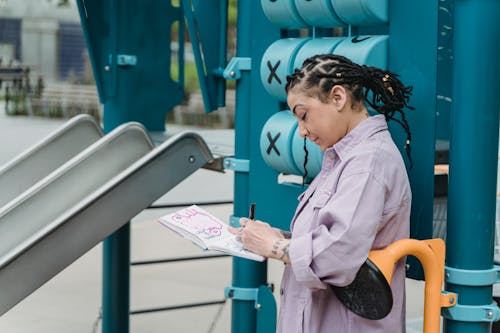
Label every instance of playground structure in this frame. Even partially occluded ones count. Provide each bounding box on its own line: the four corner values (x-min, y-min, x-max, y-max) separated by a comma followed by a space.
0, 113, 215, 316
0, 1, 498, 333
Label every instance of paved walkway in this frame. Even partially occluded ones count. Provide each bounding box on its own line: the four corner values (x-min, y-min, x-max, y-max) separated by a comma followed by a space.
0, 110, 425, 333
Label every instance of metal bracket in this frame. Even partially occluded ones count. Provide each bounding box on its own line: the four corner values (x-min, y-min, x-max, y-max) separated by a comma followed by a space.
445, 265, 500, 286
224, 285, 277, 331
225, 285, 260, 309
442, 302, 500, 322
223, 57, 251, 80
443, 266, 500, 322
117, 54, 137, 67
229, 215, 241, 227
230, 215, 254, 227
223, 157, 250, 172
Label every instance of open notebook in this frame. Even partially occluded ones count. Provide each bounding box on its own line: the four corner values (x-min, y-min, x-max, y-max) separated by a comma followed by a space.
158, 205, 265, 262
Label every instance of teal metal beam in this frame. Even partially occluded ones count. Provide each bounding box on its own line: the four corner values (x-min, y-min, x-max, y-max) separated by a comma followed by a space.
182, 0, 227, 112
389, 0, 439, 280
444, 0, 500, 332
101, 0, 184, 132
231, 2, 261, 332
230, 2, 280, 333
102, 224, 130, 333
76, 1, 186, 332
77, 0, 184, 132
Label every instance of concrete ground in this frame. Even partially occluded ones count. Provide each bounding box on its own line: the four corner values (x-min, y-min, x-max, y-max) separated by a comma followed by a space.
0, 109, 425, 333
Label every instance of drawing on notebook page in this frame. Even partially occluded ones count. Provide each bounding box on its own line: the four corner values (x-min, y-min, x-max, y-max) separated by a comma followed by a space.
170, 206, 223, 239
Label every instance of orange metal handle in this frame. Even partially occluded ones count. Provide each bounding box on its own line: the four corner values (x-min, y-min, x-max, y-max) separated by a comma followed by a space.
368, 238, 457, 333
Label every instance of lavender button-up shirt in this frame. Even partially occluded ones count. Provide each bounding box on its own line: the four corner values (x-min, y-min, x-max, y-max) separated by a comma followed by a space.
278, 115, 411, 333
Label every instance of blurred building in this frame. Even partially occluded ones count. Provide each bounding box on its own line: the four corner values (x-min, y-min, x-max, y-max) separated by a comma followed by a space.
0, 0, 88, 83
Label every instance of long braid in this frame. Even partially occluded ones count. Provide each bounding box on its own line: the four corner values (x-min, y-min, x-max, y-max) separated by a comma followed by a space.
302, 137, 309, 187
286, 54, 414, 168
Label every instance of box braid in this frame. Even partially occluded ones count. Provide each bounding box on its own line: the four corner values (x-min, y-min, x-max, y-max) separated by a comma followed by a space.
302, 137, 309, 187
286, 54, 414, 168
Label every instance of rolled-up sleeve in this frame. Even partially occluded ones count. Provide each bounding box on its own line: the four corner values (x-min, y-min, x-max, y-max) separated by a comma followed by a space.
289, 171, 386, 289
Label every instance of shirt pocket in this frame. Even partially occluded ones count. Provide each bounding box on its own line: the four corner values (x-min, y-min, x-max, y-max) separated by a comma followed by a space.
301, 190, 331, 231
310, 190, 331, 209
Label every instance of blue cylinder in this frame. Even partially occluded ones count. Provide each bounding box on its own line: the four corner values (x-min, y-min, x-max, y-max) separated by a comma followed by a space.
293, 37, 344, 71
260, 111, 302, 175
260, 38, 310, 101
294, 0, 344, 28
333, 0, 388, 26
260, 110, 324, 179
333, 35, 388, 69
261, 0, 309, 29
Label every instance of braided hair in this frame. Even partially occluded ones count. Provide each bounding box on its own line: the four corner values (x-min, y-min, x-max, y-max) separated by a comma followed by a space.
286, 54, 414, 168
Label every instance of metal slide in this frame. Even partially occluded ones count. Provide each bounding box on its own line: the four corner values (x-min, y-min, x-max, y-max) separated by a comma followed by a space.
0, 122, 213, 315
0, 114, 103, 208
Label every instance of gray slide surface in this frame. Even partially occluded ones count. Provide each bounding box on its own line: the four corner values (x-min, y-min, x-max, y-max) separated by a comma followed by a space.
0, 114, 103, 208
0, 122, 213, 315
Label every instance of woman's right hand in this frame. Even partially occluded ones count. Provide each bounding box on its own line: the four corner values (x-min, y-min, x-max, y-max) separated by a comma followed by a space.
228, 219, 291, 263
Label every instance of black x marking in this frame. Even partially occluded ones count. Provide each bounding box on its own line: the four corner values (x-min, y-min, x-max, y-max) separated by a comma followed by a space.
267, 60, 282, 84
266, 131, 281, 156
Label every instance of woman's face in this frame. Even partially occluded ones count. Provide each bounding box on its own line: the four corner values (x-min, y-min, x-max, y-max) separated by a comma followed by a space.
287, 88, 350, 152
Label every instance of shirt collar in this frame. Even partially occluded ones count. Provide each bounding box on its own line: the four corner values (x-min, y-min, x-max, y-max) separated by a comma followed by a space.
325, 114, 388, 161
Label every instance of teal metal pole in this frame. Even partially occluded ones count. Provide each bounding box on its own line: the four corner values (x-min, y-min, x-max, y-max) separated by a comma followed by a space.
231, 1, 268, 332
102, 224, 130, 333
100, 1, 183, 331
445, 1, 500, 332
101, 1, 130, 332
76, 1, 184, 332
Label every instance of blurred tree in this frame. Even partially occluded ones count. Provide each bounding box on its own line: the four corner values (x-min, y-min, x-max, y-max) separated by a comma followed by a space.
46, 0, 69, 6
227, 0, 237, 57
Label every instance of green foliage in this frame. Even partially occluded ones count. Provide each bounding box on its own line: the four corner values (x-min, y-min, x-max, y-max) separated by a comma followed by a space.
171, 61, 198, 93
54, 0, 70, 6
45, 0, 70, 7
182, 61, 200, 93
228, 0, 237, 26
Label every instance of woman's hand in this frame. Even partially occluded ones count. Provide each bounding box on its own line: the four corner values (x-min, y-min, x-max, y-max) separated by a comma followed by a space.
229, 218, 291, 264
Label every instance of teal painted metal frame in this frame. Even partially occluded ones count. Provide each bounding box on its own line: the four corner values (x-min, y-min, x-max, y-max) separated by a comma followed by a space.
76, 1, 187, 332
77, 0, 185, 131
224, 285, 260, 308
116, 54, 137, 67
181, 0, 228, 112
443, 266, 500, 323
444, 1, 500, 332
387, 1, 439, 280
223, 57, 252, 80
443, 302, 500, 323
74, 1, 500, 332
232, 0, 441, 331
223, 157, 250, 173
229, 215, 243, 227
224, 285, 277, 329
446, 266, 500, 287
230, 2, 280, 333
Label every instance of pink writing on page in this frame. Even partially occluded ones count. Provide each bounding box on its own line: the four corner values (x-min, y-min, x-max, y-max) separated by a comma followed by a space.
172, 207, 223, 238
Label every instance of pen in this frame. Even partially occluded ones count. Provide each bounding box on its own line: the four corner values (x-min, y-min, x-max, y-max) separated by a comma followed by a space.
248, 203, 256, 220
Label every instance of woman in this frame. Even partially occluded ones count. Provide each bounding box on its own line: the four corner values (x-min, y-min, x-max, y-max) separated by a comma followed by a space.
230, 54, 413, 333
